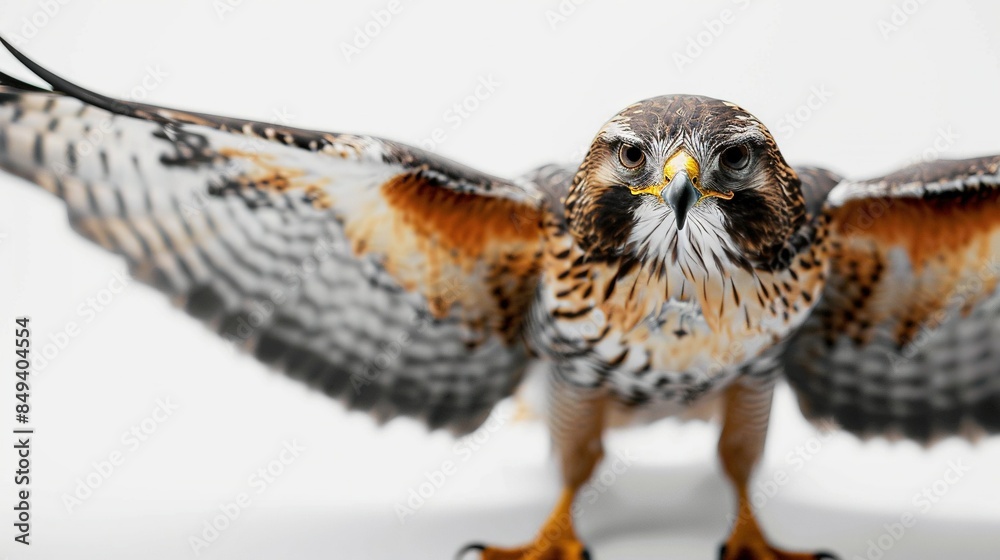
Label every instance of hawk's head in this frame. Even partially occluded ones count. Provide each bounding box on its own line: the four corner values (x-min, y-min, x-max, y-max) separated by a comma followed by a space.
565, 95, 806, 271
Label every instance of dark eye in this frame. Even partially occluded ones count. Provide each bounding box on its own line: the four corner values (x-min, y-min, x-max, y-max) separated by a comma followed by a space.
720, 144, 752, 172
618, 144, 645, 169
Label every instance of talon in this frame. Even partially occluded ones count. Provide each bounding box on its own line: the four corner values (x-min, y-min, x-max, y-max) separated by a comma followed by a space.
719, 531, 840, 560
719, 501, 838, 560
457, 543, 486, 559
719, 539, 840, 560
455, 540, 589, 560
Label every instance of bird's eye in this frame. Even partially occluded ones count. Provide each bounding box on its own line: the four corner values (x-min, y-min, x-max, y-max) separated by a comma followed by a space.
618, 144, 646, 169
720, 144, 752, 172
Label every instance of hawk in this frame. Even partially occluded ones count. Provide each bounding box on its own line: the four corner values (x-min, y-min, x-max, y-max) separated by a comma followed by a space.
1, 39, 998, 560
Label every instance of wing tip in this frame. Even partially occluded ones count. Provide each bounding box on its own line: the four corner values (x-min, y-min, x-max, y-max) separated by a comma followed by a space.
0, 34, 169, 123
0, 34, 61, 91
0, 36, 49, 93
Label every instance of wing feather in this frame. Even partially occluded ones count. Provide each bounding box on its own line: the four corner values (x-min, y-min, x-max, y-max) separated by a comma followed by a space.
783, 156, 1000, 441
0, 41, 547, 433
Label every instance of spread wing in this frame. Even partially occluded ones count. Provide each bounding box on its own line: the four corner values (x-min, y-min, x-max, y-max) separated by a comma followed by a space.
782, 156, 1000, 441
0, 40, 547, 433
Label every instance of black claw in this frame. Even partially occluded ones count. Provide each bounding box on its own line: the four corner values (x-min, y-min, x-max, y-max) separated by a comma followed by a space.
718, 541, 839, 560
456, 543, 486, 560
581, 547, 592, 560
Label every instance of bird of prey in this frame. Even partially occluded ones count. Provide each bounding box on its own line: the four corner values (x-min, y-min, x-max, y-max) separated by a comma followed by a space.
2, 38, 998, 560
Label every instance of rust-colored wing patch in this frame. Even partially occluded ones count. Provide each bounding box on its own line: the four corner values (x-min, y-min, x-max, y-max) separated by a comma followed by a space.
217, 146, 334, 209
827, 185, 1000, 346
783, 155, 1000, 441
831, 186, 1000, 267
0, 39, 551, 434
343, 172, 545, 344
380, 173, 543, 257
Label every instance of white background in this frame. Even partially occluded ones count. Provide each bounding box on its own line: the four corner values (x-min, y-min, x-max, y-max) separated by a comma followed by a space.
2, 1, 1000, 559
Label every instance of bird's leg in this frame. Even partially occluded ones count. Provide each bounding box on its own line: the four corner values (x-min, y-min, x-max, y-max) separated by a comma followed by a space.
460, 382, 606, 560
717, 379, 838, 560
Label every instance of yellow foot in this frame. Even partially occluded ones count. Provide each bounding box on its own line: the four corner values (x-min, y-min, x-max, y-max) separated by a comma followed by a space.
461, 489, 590, 559
457, 540, 590, 560
719, 541, 839, 560
720, 500, 839, 560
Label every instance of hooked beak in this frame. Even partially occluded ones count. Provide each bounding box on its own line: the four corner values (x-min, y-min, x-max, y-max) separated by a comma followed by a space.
628, 148, 702, 231
661, 170, 699, 231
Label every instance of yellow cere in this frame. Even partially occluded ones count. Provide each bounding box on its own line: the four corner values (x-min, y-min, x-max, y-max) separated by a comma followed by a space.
663, 149, 700, 184
628, 148, 734, 202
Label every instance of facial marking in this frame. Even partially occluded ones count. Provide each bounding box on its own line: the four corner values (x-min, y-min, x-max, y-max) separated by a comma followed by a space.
627, 148, 733, 205
566, 93, 806, 268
